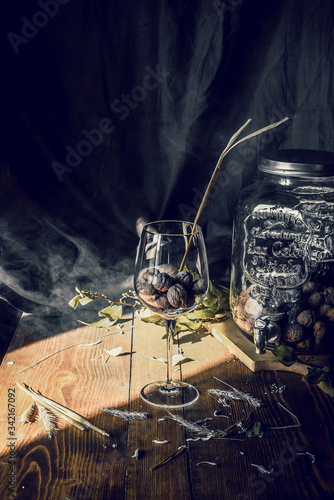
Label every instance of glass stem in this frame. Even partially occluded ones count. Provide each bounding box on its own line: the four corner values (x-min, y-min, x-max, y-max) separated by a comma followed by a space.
165, 319, 177, 385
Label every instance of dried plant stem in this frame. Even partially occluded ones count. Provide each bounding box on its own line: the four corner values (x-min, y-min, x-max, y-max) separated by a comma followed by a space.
179, 116, 289, 271
16, 382, 109, 437
150, 445, 187, 471
267, 402, 302, 430
19, 326, 132, 374
81, 290, 136, 308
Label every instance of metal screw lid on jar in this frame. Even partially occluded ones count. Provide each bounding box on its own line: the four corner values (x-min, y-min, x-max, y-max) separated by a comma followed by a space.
259, 149, 334, 177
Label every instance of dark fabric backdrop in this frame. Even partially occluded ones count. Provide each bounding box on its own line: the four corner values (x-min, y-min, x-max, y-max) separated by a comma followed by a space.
0, 0, 333, 313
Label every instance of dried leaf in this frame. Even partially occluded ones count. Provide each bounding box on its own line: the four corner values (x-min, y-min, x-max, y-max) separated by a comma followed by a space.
141, 314, 164, 324
99, 304, 123, 321
272, 346, 298, 366
103, 346, 123, 357
302, 365, 329, 384
68, 294, 82, 309
245, 421, 263, 437
142, 352, 191, 366
79, 317, 116, 328
187, 310, 216, 320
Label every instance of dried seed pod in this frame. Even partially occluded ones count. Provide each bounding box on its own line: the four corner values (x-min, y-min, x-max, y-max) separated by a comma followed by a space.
326, 307, 334, 322
167, 284, 188, 309
191, 279, 207, 295
282, 324, 306, 343
296, 310, 315, 328
152, 272, 174, 292
174, 271, 194, 289
313, 320, 328, 346
308, 292, 324, 309
302, 281, 322, 296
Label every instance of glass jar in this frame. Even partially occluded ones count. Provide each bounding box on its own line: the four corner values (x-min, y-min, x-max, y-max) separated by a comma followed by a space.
230, 149, 334, 354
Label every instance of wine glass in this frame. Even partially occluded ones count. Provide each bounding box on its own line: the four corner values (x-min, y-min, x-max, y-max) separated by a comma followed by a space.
134, 220, 209, 408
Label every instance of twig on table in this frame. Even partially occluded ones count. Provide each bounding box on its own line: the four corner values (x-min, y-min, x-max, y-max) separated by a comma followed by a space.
19, 326, 132, 373
267, 402, 302, 430
150, 445, 187, 471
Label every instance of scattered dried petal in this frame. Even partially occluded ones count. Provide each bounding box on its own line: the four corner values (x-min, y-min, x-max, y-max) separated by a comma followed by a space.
152, 439, 169, 444
213, 411, 229, 418
103, 346, 123, 357
131, 448, 141, 460
251, 464, 274, 475
297, 451, 316, 464
197, 461, 218, 466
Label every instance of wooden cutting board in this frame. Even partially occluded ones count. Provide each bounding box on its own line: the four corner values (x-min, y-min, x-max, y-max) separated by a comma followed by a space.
207, 318, 334, 396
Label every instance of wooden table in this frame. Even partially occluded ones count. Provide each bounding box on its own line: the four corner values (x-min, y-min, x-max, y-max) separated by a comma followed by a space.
1, 310, 334, 500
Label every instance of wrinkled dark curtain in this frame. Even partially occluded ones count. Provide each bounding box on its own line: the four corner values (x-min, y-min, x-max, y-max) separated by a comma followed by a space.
0, 0, 333, 313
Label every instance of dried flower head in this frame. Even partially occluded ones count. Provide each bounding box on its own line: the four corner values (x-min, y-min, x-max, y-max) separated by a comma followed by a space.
18, 402, 37, 425
36, 402, 58, 439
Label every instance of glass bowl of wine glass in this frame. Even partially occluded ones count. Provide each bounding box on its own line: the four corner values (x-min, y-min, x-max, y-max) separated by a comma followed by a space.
134, 220, 209, 408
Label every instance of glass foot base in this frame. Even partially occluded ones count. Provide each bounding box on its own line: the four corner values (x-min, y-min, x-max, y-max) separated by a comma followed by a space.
140, 381, 199, 408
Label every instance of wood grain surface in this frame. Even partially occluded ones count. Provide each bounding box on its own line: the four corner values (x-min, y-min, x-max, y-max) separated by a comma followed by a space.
1, 312, 334, 499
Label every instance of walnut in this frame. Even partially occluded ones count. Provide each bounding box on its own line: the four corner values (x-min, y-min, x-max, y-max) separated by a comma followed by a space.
319, 303, 331, 318
313, 320, 328, 346
296, 310, 315, 328
167, 284, 188, 309
152, 272, 174, 292
174, 271, 193, 289
139, 282, 157, 296
295, 338, 312, 353
191, 279, 207, 295
142, 268, 160, 282
302, 281, 322, 296
326, 307, 334, 322
155, 295, 172, 309
307, 292, 324, 309
158, 264, 179, 277
282, 324, 306, 343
